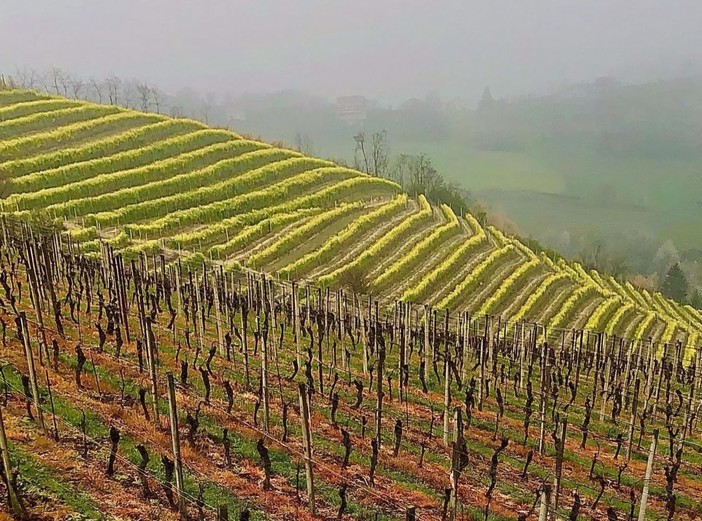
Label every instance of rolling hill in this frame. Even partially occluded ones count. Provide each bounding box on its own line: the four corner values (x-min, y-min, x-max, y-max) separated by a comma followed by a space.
5, 85, 702, 521
1, 86, 700, 354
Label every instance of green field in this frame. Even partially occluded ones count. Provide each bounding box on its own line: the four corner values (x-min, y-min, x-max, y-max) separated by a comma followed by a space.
384, 140, 702, 251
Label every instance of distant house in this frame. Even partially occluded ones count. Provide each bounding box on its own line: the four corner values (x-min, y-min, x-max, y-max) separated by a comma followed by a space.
335, 96, 369, 126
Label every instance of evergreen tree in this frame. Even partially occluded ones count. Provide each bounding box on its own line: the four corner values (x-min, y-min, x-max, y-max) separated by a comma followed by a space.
662, 263, 688, 302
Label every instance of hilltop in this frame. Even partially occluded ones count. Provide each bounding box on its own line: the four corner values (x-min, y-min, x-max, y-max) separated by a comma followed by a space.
1, 87, 700, 351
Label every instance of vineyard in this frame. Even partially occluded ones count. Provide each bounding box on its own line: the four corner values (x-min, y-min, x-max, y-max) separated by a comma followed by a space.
0, 88, 699, 348
0, 86, 701, 520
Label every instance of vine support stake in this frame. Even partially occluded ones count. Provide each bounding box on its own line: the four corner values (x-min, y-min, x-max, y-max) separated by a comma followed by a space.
538, 484, 551, 521
443, 346, 451, 446
261, 321, 270, 433
19, 312, 45, 431
626, 378, 640, 462
0, 406, 23, 517
166, 373, 187, 518
552, 416, 567, 513
298, 382, 315, 514
637, 429, 658, 521
145, 317, 160, 426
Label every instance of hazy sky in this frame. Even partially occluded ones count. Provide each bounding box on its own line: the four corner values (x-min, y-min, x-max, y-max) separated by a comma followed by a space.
2, 1, 701, 101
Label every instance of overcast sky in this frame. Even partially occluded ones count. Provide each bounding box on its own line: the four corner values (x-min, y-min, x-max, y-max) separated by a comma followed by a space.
1, 1, 701, 102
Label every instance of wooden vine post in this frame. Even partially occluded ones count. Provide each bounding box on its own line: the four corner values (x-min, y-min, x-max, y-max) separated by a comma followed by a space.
637, 429, 658, 521
292, 282, 300, 367
360, 296, 368, 375
241, 293, 251, 391
552, 416, 567, 513
166, 373, 187, 518
443, 346, 452, 446
478, 337, 486, 411
398, 302, 405, 406
115, 254, 131, 343
213, 273, 224, 356
462, 313, 470, 384
317, 289, 325, 396
537, 336, 547, 455
174, 262, 182, 320
25, 241, 48, 362
376, 339, 385, 448
269, 279, 277, 334
145, 317, 160, 426
449, 407, 464, 521
538, 484, 551, 521
423, 306, 430, 376
599, 333, 610, 421
298, 382, 315, 514
19, 312, 45, 430
0, 406, 22, 516
518, 322, 525, 391
626, 378, 640, 462
261, 318, 270, 433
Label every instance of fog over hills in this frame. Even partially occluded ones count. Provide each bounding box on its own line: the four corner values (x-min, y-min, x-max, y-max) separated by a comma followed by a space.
2, 0, 702, 101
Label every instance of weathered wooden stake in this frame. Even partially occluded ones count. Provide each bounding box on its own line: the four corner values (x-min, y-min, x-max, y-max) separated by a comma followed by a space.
552, 416, 567, 513
538, 484, 551, 521
166, 373, 187, 518
449, 407, 463, 521
599, 334, 610, 421
145, 317, 160, 426
637, 429, 658, 521
626, 378, 640, 462
261, 322, 270, 433
538, 337, 547, 455
25, 242, 48, 364
292, 282, 300, 368
443, 349, 452, 446
0, 406, 23, 516
376, 342, 385, 448
478, 338, 485, 411
19, 313, 44, 430
214, 275, 224, 356
44, 369, 59, 441
298, 382, 315, 514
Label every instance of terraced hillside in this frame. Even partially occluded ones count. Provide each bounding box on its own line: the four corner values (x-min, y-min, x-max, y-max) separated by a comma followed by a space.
1, 87, 701, 351
4, 87, 702, 521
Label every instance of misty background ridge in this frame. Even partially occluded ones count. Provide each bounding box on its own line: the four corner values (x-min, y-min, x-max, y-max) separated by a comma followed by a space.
3, 0, 702, 101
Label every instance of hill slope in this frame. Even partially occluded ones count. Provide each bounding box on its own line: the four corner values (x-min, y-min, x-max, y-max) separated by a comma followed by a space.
1, 87, 700, 351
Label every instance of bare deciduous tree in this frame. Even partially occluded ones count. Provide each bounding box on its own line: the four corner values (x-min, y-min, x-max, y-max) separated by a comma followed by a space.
200, 100, 212, 124
48, 67, 65, 95
105, 75, 121, 105
70, 78, 85, 100
370, 130, 389, 177
353, 132, 369, 173
136, 82, 152, 111
89, 78, 104, 104
170, 104, 184, 118
13, 67, 38, 89
294, 133, 315, 155
57, 72, 71, 97
151, 87, 164, 114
